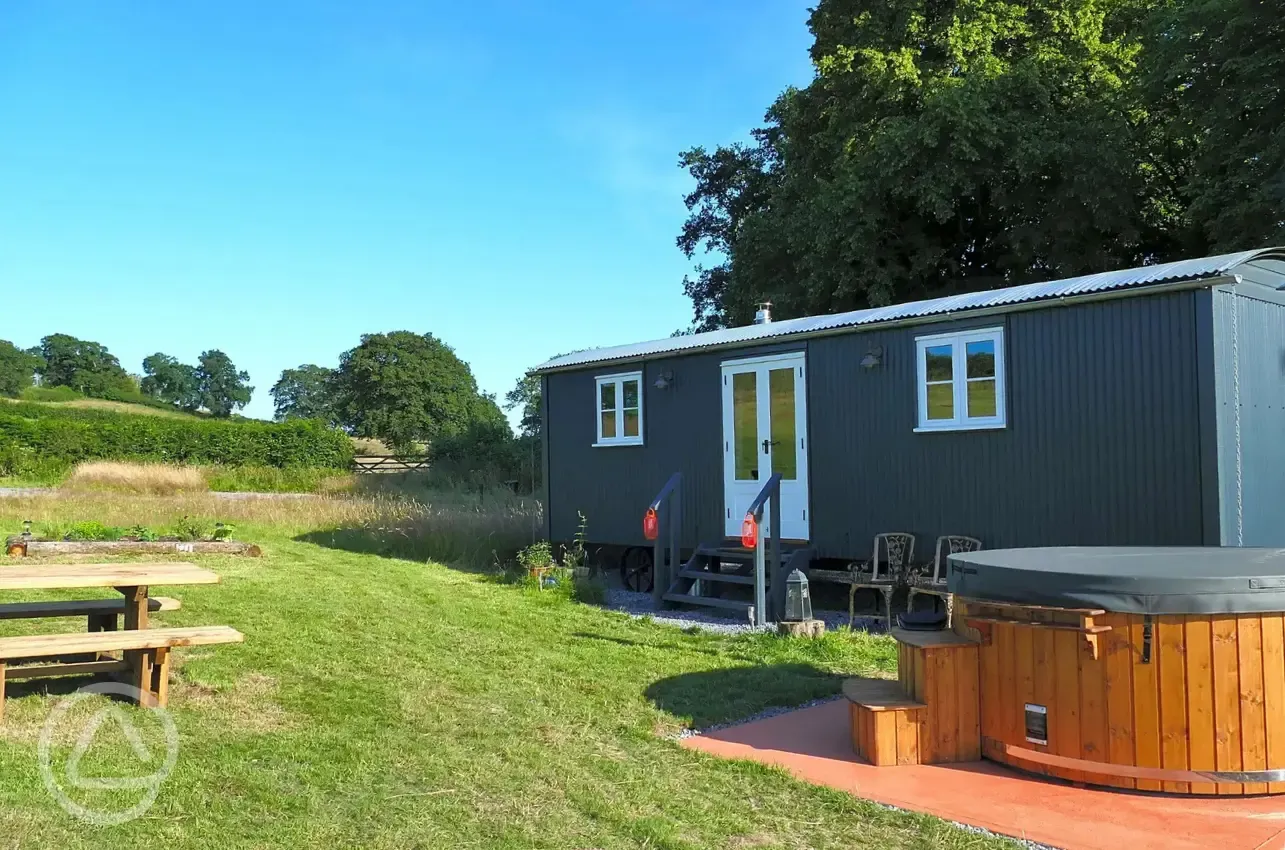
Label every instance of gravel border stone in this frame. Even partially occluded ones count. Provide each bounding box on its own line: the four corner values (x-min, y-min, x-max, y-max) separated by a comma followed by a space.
601, 587, 886, 635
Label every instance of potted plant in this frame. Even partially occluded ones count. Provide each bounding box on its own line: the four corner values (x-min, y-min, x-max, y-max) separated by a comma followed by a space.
518, 541, 554, 581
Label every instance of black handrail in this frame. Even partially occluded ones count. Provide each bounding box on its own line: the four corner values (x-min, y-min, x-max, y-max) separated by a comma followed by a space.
745, 473, 783, 519
649, 472, 682, 512
743, 473, 783, 626
647, 473, 682, 605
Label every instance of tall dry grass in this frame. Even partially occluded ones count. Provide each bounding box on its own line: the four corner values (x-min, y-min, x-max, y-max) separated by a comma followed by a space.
324, 494, 544, 569
349, 437, 394, 456
0, 484, 544, 570
63, 462, 209, 496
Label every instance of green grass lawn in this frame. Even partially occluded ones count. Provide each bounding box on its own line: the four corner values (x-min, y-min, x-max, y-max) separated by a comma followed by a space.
0, 500, 1017, 849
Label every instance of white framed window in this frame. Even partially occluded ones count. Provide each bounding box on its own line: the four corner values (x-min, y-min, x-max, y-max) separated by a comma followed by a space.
594, 371, 643, 446
914, 327, 1006, 432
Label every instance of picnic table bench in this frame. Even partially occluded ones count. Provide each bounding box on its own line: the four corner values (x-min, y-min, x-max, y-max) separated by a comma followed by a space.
0, 562, 243, 719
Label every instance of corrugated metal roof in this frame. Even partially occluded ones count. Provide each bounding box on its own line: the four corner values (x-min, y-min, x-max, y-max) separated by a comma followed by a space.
534, 248, 1285, 373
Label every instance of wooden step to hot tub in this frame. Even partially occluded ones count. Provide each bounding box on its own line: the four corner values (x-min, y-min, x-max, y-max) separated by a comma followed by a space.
843, 677, 927, 766
893, 628, 982, 764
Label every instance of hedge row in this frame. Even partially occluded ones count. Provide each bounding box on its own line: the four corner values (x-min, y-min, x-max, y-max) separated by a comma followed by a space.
0, 403, 354, 469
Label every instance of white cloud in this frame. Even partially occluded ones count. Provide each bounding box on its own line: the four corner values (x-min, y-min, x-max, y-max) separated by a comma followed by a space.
559, 106, 694, 213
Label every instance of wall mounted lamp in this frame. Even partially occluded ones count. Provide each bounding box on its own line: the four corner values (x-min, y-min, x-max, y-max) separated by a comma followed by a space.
860, 346, 884, 370
654, 371, 675, 390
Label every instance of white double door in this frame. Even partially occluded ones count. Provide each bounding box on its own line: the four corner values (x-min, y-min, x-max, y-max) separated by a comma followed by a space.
721, 352, 810, 540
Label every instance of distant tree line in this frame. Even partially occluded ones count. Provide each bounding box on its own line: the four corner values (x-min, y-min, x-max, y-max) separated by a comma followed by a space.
678, 0, 1284, 329
270, 332, 552, 489
0, 334, 254, 418
2, 327, 550, 488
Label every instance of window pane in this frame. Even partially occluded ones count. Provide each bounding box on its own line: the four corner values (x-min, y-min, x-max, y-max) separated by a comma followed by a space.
622, 379, 639, 410
768, 368, 797, 480
600, 411, 617, 439
732, 371, 759, 481
966, 340, 996, 379
925, 345, 953, 381
623, 409, 639, 437
599, 381, 616, 411
927, 383, 954, 420
968, 379, 997, 417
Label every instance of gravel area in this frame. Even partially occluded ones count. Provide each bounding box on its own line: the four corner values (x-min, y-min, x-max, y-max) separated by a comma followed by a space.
601, 587, 886, 636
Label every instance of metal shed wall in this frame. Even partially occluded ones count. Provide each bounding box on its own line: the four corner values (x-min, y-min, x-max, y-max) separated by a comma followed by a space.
806, 291, 1208, 556
543, 342, 803, 549
1213, 285, 1285, 546
545, 291, 1209, 557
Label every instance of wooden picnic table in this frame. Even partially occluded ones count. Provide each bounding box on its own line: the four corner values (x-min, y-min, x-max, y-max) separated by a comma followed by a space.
0, 562, 221, 593
0, 562, 222, 701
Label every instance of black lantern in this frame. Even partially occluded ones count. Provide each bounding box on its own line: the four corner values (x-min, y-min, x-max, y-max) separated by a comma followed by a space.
784, 569, 813, 622
21, 520, 32, 541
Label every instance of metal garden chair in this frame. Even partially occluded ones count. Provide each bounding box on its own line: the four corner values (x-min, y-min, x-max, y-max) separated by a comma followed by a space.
847, 533, 916, 630
906, 535, 983, 627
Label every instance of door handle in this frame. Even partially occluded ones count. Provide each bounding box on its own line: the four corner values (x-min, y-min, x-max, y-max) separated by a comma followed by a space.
762, 439, 779, 454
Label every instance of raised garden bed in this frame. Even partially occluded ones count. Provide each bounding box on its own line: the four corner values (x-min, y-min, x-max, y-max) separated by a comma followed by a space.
6, 538, 262, 557
5, 519, 262, 558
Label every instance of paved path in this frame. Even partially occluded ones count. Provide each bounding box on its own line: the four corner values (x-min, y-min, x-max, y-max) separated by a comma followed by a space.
685, 700, 1285, 850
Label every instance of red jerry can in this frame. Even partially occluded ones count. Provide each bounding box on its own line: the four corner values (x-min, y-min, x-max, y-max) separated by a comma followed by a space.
642, 508, 659, 541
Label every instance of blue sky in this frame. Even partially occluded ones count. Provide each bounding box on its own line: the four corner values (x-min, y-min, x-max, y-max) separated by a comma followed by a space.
0, 1, 815, 422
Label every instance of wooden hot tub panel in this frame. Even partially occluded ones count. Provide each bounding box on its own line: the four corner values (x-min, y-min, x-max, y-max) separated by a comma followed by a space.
959, 601, 1285, 796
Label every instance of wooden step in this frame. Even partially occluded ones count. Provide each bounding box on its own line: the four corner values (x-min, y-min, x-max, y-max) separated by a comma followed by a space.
695, 546, 756, 560
844, 677, 926, 767
661, 593, 753, 613
677, 569, 756, 585
842, 677, 925, 711
696, 546, 800, 561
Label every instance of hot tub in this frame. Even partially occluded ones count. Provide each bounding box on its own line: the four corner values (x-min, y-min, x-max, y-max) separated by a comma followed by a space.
948, 547, 1285, 795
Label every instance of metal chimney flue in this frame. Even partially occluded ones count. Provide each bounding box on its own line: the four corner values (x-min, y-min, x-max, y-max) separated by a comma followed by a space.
753, 301, 773, 325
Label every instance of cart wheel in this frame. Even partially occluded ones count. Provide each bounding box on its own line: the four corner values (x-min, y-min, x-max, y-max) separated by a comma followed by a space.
620, 547, 654, 593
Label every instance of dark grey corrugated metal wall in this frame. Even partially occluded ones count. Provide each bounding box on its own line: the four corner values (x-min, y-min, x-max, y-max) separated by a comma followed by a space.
546, 291, 1208, 556
544, 343, 803, 548
1213, 286, 1285, 546
807, 292, 1206, 556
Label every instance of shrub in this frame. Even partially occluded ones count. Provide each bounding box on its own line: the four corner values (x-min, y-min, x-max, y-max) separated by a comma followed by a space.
20, 386, 83, 403
63, 520, 127, 541
517, 540, 554, 573
571, 572, 607, 605
173, 516, 209, 541
126, 524, 159, 541
0, 403, 354, 469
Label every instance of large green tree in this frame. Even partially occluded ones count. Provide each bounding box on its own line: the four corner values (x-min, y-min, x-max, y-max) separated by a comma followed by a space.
196, 350, 253, 418
0, 340, 41, 398
330, 331, 501, 452
37, 333, 133, 397
504, 373, 542, 439
271, 364, 336, 423
140, 353, 202, 411
678, 0, 1269, 329
1140, 0, 1285, 249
